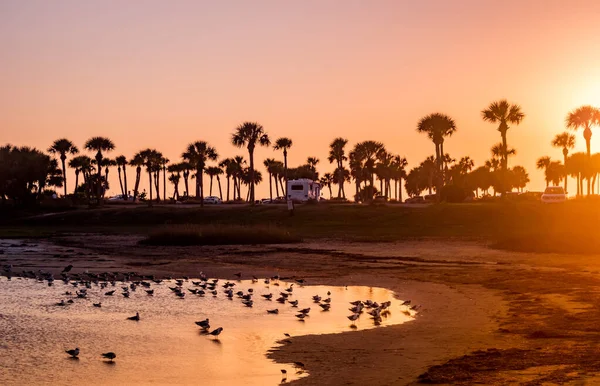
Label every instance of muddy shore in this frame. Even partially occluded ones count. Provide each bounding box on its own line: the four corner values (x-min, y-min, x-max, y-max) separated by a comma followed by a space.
3, 236, 600, 384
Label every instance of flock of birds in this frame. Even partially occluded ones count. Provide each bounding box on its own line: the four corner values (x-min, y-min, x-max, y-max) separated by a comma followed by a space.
1, 263, 419, 380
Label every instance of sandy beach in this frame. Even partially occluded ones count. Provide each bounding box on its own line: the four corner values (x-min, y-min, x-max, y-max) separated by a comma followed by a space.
3, 235, 600, 384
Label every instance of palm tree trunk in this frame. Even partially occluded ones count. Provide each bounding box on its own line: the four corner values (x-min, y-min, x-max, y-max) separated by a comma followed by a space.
283, 149, 288, 200
96, 153, 102, 205
200, 169, 204, 207
226, 176, 230, 201
123, 165, 128, 199
61, 156, 67, 197
328, 185, 332, 199
217, 176, 223, 200
249, 149, 255, 204
209, 176, 214, 196
148, 170, 153, 206
563, 152, 568, 193
163, 167, 166, 201
269, 173, 273, 201
74, 170, 80, 195
117, 167, 124, 196
196, 167, 201, 198
399, 178, 403, 202
154, 171, 160, 201
183, 171, 189, 197
134, 167, 141, 200
274, 176, 280, 198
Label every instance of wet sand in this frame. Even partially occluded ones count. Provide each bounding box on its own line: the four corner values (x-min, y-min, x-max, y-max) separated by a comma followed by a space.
3, 236, 600, 384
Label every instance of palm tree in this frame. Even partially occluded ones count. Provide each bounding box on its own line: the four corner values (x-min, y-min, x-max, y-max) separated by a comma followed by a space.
231, 156, 246, 200
273, 137, 292, 199
536, 156, 552, 187
167, 163, 184, 200
481, 100, 525, 193
101, 158, 117, 197
232, 122, 270, 204
205, 166, 223, 198
320, 173, 334, 199
84, 137, 115, 204
129, 153, 145, 201
546, 161, 565, 187
328, 138, 349, 198
115, 155, 128, 198
219, 158, 234, 201
417, 113, 457, 196
48, 138, 79, 197
263, 158, 278, 201
139, 149, 161, 205
391, 155, 408, 202
566, 105, 600, 195
161, 157, 169, 201
180, 161, 192, 198
551, 132, 576, 192
510, 166, 529, 192
182, 141, 218, 206
68, 155, 92, 195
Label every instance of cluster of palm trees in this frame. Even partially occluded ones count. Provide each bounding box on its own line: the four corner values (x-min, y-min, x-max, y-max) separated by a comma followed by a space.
6, 100, 600, 207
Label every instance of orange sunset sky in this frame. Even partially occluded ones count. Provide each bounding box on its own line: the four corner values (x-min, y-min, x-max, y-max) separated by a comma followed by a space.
2, 0, 600, 198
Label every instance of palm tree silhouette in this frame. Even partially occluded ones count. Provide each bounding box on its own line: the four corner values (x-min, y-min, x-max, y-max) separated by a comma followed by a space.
84, 137, 115, 204
205, 166, 223, 198
536, 156, 552, 187
566, 105, 600, 195
68, 155, 92, 195
320, 173, 334, 199
182, 141, 218, 207
232, 122, 270, 204
167, 163, 184, 200
481, 100, 525, 194
130, 153, 145, 201
273, 137, 292, 199
417, 113, 456, 197
139, 149, 161, 205
115, 155, 128, 198
328, 138, 349, 199
48, 139, 79, 197
263, 158, 278, 201
551, 132, 575, 192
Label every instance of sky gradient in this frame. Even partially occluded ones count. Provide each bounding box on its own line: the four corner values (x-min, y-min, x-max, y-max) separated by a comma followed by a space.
2, 0, 600, 198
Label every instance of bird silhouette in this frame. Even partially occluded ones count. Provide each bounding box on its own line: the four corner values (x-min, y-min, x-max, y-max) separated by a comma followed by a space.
101, 352, 116, 362
127, 312, 140, 321
65, 347, 79, 358
209, 327, 223, 339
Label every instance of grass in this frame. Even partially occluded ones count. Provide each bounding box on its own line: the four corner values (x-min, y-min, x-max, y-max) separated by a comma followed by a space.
3, 201, 600, 253
139, 224, 302, 246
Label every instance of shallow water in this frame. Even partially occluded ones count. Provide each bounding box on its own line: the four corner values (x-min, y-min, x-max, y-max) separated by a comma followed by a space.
0, 276, 413, 385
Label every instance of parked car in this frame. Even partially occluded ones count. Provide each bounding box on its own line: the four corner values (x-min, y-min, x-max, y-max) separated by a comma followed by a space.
203, 196, 222, 204
107, 194, 135, 202
541, 186, 567, 203
405, 196, 425, 204
423, 194, 437, 202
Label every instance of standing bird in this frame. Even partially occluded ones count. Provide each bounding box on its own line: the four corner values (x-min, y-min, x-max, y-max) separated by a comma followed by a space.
101, 352, 116, 362
195, 319, 210, 330
127, 312, 140, 321
348, 313, 360, 325
234, 272, 242, 279
62, 265, 74, 273
65, 347, 79, 358
209, 327, 223, 339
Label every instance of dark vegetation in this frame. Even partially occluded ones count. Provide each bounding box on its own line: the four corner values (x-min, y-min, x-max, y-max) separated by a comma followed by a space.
140, 224, 301, 246
2, 201, 600, 253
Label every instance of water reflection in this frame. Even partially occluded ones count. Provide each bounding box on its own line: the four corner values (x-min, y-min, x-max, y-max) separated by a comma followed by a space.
0, 277, 414, 385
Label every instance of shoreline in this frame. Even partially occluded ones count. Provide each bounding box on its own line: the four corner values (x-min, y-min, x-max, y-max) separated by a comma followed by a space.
4, 236, 600, 384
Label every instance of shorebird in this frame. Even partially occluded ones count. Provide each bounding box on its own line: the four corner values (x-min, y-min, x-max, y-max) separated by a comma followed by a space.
261, 293, 273, 300
267, 309, 279, 314
312, 295, 321, 303
101, 352, 116, 362
289, 300, 299, 307
234, 272, 242, 279
65, 347, 79, 358
62, 265, 73, 273
347, 313, 360, 325
319, 303, 331, 311
56, 300, 66, 307
209, 327, 223, 339
122, 292, 130, 298
195, 319, 210, 330
145, 289, 154, 296
127, 312, 140, 321
401, 300, 411, 306
93, 302, 102, 308
299, 308, 310, 315
295, 313, 306, 321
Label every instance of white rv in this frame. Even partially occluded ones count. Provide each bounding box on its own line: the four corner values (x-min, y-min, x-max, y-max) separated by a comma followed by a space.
287, 179, 321, 202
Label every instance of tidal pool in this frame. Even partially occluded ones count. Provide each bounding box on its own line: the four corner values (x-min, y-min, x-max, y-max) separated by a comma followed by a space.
0, 276, 414, 385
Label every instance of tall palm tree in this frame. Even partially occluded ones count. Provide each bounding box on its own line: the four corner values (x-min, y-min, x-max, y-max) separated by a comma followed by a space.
101, 158, 117, 197
48, 138, 79, 197
115, 155, 128, 197
481, 100, 525, 193
167, 163, 183, 200
130, 153, 145, 201
180, 161, 192, 198
551, 132, 576, 192
139, 149, 161, 205
219, 158, 233, 201
566, 105, 600, 195
417, 113, 457, 196
391, 155, 408, 201
328, 138, 349, 198
84, 137, 115, 204
205, 166, 223, 198
273, 137, 292, 200
232, 122, 270, 204
68, 155, 92, 195
231, 156, 246, 200
320, 173, 334, 199
536, 156, 552, 187
182, 141, 218, 206
263, 158, 278, 201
